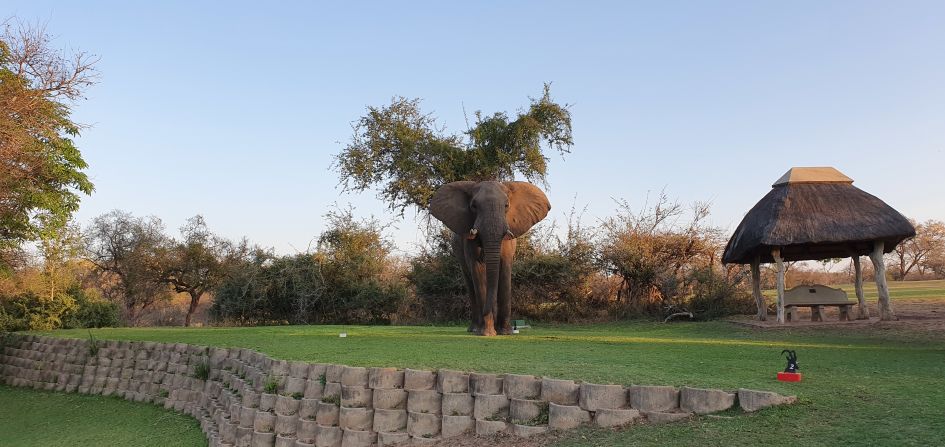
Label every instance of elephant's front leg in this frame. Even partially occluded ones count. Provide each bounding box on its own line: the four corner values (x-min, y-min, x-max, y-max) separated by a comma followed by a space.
496, 238, 516, 335
454, 235, 481, 333
463, 239, 486, 333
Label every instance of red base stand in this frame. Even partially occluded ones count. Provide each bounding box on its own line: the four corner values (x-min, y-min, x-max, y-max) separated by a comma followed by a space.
777, 372, 802, 382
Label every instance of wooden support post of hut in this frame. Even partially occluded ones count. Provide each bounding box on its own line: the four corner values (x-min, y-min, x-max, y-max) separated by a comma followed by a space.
772, 248, 785, 323
870, 241, 897, 321
852, 256, 869, 320
722, 167, 915, 323
750, 255, 765, 321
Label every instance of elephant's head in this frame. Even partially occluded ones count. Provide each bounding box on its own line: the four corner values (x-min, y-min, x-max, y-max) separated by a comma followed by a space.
429, 181, 550, 334
429, 180, 551, 247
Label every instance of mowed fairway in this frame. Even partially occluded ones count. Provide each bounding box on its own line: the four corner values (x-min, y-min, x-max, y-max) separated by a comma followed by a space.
4, 280, 944, 447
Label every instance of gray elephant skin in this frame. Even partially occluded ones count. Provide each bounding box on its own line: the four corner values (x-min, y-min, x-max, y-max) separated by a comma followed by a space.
429, 181, 551, 336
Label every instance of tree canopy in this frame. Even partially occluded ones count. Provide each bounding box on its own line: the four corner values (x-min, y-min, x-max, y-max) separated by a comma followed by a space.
334, 85, 572, 214
0, 21, 97, 270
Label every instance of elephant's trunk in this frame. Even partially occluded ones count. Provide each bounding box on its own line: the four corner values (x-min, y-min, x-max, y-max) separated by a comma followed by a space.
481, 239, 502, 337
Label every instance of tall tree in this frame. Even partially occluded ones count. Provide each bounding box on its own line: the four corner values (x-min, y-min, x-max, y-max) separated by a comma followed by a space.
892, 219, 945, 280
85, 210, 170, 325
0, 20, 98, 271
334, 85, 572, 214
159, 215, 247, 327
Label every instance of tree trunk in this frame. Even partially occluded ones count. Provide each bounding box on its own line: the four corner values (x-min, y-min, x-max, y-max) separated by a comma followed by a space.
870, 241, 897, 321
184, 291, 201, 327
772, 248, 785, 324
853, 256, 869, 320
751, 256, 766, 321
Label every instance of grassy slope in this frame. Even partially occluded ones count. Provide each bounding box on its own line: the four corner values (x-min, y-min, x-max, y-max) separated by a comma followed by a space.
0, 384, 206, 447
36, 321, 945, 447
7, 280, 944, 447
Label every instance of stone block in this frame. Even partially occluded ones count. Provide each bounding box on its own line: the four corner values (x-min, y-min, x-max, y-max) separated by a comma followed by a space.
285, 377, 307, 395
368, 367, 403, 390
323, 383, 341, 400
548, 403, 590, 430
307, 364, 327, 381
325, 365, 345, 384
403, 369, 436, 391
340, 428, 376, 447
236, 426, 254, 446
372, 409, 407, 432
579, 383, 627, 411
340, 386, 372, 408
260, 394, 278, 412
315, 402, 340, 426
299, 399, 319, 420
251, 431, 276, 447
469, 373, 503, 395
440, 415, 474, 438
275, 413, 298, 436
473, 393, 508, 420
541, 378, 579, 405
275, 396, 301, 416
502, 374, 541, 399
737, 388, 797, 412
510, 399, 546, 423
297, 419, 319, 443
594, 408, 640, 427
475, 420, 509, 436
436, 369, 469, 393
406, 390, 441, 415
303, 381, 324, 399
340, 367, 368, 388
314, 425, 342, 447
240, 406, 257, 428
628, 385, 679, 412
376, 431, 409, 447
372, 388, 407, 410
407, 411, 440, 437
289, 361, 310, 379
339, 407, 373, 431
273, 434, 295, 447
680, 387, 735, 414
254, 411, 276, 432
441, 393, 473, 416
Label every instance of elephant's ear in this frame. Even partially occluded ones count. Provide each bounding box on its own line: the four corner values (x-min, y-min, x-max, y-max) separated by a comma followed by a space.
504, 181, 551, 237
429, 181, 477, 235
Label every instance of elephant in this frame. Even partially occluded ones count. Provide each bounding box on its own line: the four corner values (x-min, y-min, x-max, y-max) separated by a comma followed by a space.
429, 181, 551, 336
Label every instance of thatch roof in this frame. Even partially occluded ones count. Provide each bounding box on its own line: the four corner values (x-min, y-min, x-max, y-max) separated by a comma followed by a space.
723, 167, 916, 264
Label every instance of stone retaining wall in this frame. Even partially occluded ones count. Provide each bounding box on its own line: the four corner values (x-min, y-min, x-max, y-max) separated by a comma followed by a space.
0, 334, 796, 446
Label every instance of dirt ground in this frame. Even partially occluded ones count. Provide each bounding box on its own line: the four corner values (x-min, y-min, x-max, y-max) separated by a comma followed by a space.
729, 299, 945, 339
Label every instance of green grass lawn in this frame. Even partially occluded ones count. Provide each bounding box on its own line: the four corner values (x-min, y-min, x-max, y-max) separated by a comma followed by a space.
0, 384, 206, 446
6, 280, 945, 446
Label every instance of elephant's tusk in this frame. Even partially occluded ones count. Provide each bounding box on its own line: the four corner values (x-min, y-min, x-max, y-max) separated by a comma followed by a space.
467, 229, 478, 240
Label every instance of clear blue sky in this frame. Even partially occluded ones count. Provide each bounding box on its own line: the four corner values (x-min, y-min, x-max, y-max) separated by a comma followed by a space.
9, 1, 945, 254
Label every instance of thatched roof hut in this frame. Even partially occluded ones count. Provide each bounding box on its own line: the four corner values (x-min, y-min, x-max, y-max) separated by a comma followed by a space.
723, 167, 915, 323
723, 167, 915, 264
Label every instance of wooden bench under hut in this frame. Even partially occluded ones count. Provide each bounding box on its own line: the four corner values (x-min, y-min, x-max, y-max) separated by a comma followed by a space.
722, 167, 916, 323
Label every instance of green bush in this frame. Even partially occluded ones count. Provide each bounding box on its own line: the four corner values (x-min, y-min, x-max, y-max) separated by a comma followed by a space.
408, 229, 468, 322
684, 267, 756, 321
211, 209, 407, 325
61, 286, 120, 329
